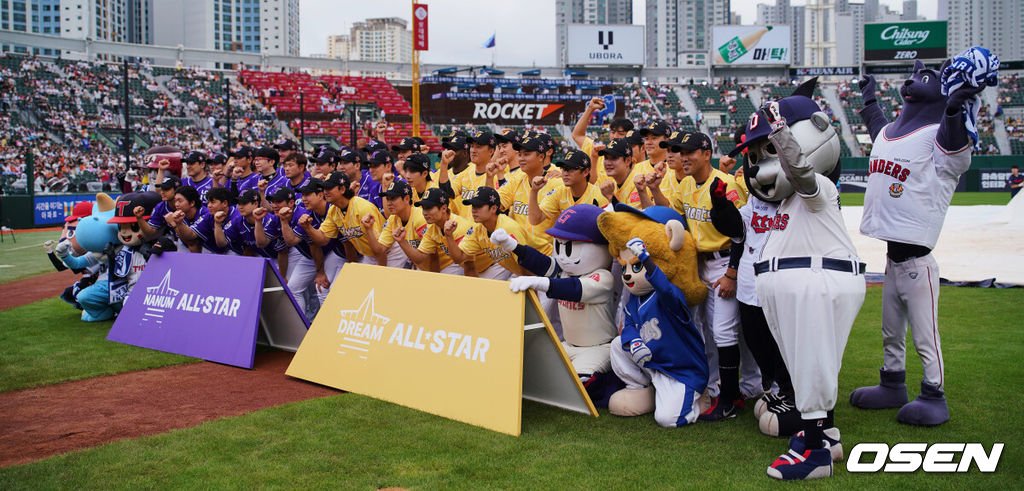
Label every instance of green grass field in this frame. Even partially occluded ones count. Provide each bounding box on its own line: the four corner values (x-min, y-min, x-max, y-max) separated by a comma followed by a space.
0, 298, 196, 392
838, 192, 1011, 207
0, 230, 64, 284
0, 286, 1020, 488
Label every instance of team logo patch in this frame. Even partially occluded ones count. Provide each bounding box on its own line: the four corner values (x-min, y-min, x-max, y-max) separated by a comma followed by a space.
889, 183, 904, 198
909, 272, 918, 279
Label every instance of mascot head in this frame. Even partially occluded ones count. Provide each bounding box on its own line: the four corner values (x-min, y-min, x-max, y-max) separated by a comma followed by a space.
74, 193, 119, 253
62, 200, 93, 256
729, 77, 840, 202
597, 204, 707, 305
901, 59, 947, 106
108, 192, 162, 247
545, 205, 612, 277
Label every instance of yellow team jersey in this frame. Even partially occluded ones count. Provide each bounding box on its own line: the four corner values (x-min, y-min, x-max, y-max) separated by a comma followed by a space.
417, 213, 481, 272
659, 170, 687, 201
459, 214, 526, 276
611, 166, 648, 209
670, 168, 748, 252
498, 171, 559, 255
410, 180, 439, 204
318, 196, 385, 258
379, 208, 429, 250
579, 137, 607, 180
635, 158, 660, 175
449, 163, 489, 218
540, 182, 610, 219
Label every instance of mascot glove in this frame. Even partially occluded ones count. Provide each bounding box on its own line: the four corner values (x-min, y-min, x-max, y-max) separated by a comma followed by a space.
44, 239, 56, 254
768, 125, 818, 196
760, 101, 787, 131
626, 237, 650, 263
509, 276, 550, 293
710, 177, 728, 200
628, 338, 653, 367
858, 75, 878, 105
490, 228, 518, 253
54, 239, 73, 258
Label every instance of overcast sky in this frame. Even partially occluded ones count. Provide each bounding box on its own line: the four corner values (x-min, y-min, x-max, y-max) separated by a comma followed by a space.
299, 0, 938, 65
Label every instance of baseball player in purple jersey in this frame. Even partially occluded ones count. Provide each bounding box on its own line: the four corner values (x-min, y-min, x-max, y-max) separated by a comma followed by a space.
229, 146, 261, 194
267, 186, 317, 314
181, 151, 214, 205
214, 189, 287, 271
137, 175, 181, 246
337, 148, 383, 212
253, 146, 288, 205
269, 152, 311, 207
183, 187, 237, 254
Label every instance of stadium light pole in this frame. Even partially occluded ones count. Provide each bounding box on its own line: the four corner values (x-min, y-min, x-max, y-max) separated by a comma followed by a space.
122, 59, 131, 169
224, 75, 232, 151
299, 93, 306, 151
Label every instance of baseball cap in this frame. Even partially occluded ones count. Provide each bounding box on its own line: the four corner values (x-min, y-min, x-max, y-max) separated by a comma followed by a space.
367, 150, 393, 166
275, 139, 298, 151
183, 151, 207, 164
513, 135, 553, 153
466, 130, 496, 147
322, 171, 351, 190
207, 153, 228, 165
255, 146, 280, 163
545, 204, 607, 244
441, 136, 468, 152
609, 118, 634, 132
65, 200, 93, 222
108, 192, 162, 224
237, 189, 261, 205
729, 96, 823, 157
403, 153, 432, 173
231, 146, 255, 159
267, 187, 295, 203
309, 147, 337, 164
624, 130, 644, 146
553, 150, 591, 171
674, 131, 713, 152
337, 148, 364, 163
462, 186, 501, 207
598, 138, 633, 159
638, 120, 672, 137
379, 179, 412, 198
494, 128, 521, 145
297, 178, 325, 195
392, 137, 420, 152
156, 175, 182, 190
415, 187, 449, 208
441, 128, 468, 143
363, 139, 388, 154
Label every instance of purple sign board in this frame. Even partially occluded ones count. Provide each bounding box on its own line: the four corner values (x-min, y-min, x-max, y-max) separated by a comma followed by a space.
107, 253, 308, 369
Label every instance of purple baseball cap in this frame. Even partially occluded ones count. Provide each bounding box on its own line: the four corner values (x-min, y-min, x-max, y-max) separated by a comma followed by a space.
728, 96, 822, 157
546, 204, 607, 244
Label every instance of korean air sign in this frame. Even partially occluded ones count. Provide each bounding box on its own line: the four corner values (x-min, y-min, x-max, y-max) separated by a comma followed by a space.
567, 24, 645, 66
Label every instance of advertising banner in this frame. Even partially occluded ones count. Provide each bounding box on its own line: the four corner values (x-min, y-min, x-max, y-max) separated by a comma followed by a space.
413, 4, 428, 51
790, 66, 860, 77
419, 98, 620, 125
286, 263, 597, 436
712, 25, 791, 65
864, 21, 947, 61
567, 24, 645, 66
107, 254, 308, 369
34, 194, 119, 226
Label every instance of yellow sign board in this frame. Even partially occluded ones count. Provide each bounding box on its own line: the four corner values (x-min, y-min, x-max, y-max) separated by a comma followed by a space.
286, 263, 597, 436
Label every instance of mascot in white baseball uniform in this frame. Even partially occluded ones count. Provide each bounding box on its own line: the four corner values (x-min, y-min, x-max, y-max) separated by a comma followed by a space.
729, 81, 866, 480
492, 204, 623, 406
850, 48, 999, 426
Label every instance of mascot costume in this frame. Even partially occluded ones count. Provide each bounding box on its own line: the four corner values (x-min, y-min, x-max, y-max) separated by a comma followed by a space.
490, 204, 621, 405
727, 81, 865, 480
46, 200, 102, 309
850, 48, 999, 427
55, 194, 120, 321
597, 204, 708, 428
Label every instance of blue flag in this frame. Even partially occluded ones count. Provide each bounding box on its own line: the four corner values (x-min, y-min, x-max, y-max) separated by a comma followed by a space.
482, 33, 496, 48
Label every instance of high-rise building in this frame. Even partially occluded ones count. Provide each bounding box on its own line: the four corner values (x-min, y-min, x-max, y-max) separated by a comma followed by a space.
555, 0, 633, 66
1, 0, 153, 57
756, 0, 804, 66
864, 0, 878, 22
348, 17, 411, 64
152, 0, 299, 59
942, 0, 1021, 60
835, 2, 865, 65
901, 0, 918, 20
327, 35, 351, 60
804, 0, 836, 67
646, 0, 731, 68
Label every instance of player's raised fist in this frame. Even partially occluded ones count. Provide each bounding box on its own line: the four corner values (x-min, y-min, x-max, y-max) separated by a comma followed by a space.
441, 149, 455, 166
490, 228, 518, 252
157, 159, 171, 170
443, 219, 458, 236
360, 214, 375, 228
253, 207, 267, 220
392, 226, 405, 242
298, 214, 313, 228
231, 166, 244, 179
277, 207, 293, 221
587, 97, 605, 112
214, 211, 227, 223
133, 205, 146, 218
718, 155, 737, 174
381, 172, 394, 187
599, 179, 616, 200
485, 162, 501, 177
633, 172, 648, 190
257, 179, 269, 192
530, 175, 548, 192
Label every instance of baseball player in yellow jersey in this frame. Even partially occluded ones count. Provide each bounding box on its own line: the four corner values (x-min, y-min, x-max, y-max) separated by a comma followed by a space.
361, 180, 428, 269
642, 131, 707, 208
490, 135, 560, 255
597, 138, 649, 209
534, 150, 610, 226
302, 171, 386, 265
572, 97, 635, 183
666, 130, 758, 422
399, 153, 437, 204
449, 186, 527, 280
636, 120, 672, 173
394, 188, 476, 275
438, 130, 496, 219
495, 128, 522, 175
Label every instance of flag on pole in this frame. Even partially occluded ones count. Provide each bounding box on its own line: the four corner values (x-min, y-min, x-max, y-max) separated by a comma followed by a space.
482, 33, 496, 48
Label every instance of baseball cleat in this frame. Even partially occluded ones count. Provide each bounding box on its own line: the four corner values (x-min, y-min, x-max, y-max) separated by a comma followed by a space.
766, 446, 833, 480
788, 427, 844, 462
698, 397, 740, 422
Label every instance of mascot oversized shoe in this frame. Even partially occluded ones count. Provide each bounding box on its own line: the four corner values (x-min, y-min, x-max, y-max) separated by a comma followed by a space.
767, 444, 833, 481
788, 427, 844, 462
896, 382, 950, 426
850, 368, 909, 409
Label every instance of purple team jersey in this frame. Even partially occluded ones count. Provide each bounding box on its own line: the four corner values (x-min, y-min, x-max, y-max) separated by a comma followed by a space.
293, 204, 345, 260
182, 175, 214, 204
191, 206, 241, 254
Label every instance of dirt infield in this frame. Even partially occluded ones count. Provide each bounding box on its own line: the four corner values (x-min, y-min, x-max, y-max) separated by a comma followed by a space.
0, 351, 338, 467
0, 270, 76, 311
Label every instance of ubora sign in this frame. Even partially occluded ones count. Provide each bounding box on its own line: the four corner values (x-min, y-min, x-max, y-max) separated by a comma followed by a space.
864, 21, 947, 61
